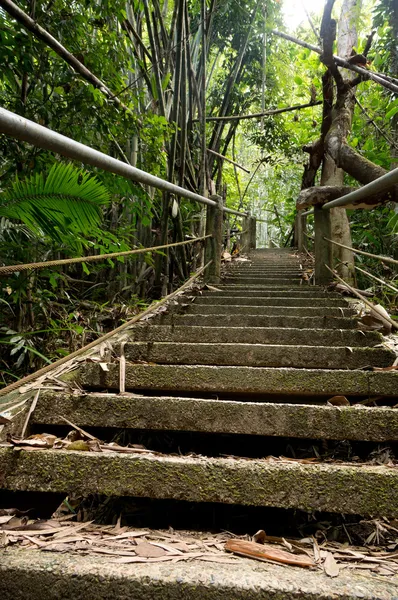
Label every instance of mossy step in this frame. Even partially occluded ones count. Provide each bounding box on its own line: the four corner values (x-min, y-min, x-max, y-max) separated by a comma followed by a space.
186, 304, 355, 317
227, 269, 303, 274
1, 446, 397, 516
131, 325, 382, 347
192, 296, 347, 307
2, 547, 397, 600
123, 342, 394, 370
223, 279, 303, 285
33, 392, 398, 442
225, 275, 302, 281
201, 290, 341, 297
215, 284, 324, 290
160, 314, 359, 329
80, 363, 398, 397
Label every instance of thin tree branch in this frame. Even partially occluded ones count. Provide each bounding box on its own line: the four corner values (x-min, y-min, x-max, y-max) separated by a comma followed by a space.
207, 148, 250, 173
355, 97, 398, 150
192, 101, 322, 122
271, 29, 398, 94
0, 0, 134, 115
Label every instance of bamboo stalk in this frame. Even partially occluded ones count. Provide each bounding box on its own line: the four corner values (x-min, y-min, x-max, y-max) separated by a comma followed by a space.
0, 0, 133, 115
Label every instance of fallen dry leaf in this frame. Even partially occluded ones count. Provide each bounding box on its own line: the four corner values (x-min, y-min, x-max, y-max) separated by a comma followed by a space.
327, 396, 350, 407
134, 540, 169, 558
225, 539, 315, 568
323, 552, 340, 577
253, 529, 266, 544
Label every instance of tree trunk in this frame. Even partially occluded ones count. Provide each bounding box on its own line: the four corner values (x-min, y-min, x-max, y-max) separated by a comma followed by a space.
320, 0, 361, 285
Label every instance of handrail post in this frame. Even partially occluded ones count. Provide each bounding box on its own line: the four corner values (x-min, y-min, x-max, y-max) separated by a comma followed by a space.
314, 205, 332, 285
204, 194, 223, 282
294, 210, 304, 252
249, 216, 257, 249
241, 215, 249, 252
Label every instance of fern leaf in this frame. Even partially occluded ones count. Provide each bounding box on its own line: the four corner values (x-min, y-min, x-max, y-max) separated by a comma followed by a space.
0, 163, 110, 241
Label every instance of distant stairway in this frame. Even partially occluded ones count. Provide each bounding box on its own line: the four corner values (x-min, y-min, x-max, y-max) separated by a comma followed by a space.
1, 248, 398, 600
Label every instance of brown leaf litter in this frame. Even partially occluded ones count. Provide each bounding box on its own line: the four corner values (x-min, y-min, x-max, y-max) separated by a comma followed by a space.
1, 518, 398, 577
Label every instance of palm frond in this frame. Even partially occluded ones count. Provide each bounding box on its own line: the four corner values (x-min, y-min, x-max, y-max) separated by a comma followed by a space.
0, 163, 110, 242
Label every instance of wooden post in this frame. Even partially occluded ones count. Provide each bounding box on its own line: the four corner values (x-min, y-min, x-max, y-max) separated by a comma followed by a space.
314, 205, 332, 285
249, 216, 257, 249
241, 215, 249, 253
204, 194, 223, 282
295, 210, 304, 252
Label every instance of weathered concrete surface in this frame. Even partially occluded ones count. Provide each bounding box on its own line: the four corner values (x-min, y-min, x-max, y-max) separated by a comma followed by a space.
214, 288, 329, 296
80, 363, 398, 397
33, 392, 398, 442
123, 342, 394, 369
2, 548, 397, 600
201, 289, 342, 297
192, 296, 347, 307
160, 313, 359, 329
1, 446, 398, 515
131, 325, 382, 347
187, 304, 354, 317
224, 278, 303, 284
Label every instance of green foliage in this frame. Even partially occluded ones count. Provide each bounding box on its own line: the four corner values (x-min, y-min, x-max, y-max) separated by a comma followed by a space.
0, 163, 110, 242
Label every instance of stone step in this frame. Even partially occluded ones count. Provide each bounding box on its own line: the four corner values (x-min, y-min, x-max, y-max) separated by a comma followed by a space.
201, 290, 341, 297
225, 275, 302, 280
1, 446, 397, 516
2, 547, 395, 600
214, 284, 325, 290
160, 313, 359, 329
186, 304, 354, 317
123, 342, 394, 370
227, 269, 302, 274
33, 392, 398, 442
80, 363, 398, 397
131, 325, 382, 347
192, 296, 347, 307
223, 278, 303, 284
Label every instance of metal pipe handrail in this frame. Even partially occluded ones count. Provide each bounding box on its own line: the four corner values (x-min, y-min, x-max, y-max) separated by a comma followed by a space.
0, 107, 248, 217
322, 167, 398, 210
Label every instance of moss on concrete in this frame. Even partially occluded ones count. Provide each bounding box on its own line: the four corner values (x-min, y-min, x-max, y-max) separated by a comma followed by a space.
162, 314, 357, 329
1, 547, 397, 600
131, 324, 382, 347
33, 392, 398, 442
1, 447, 398, 516
122, 342, 394, 369
193, 297, 346, 307
187, 305, 355, 317
79, 363, 398, 397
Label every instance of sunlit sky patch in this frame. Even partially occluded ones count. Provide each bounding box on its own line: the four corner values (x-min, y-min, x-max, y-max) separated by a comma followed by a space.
282, 0, 324, 30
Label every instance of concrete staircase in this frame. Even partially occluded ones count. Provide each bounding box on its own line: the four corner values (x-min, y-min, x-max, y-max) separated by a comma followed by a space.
1, 248, 398, 599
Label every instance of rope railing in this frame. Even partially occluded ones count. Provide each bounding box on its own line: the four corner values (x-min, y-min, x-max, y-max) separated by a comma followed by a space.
324, 264, 398, 331
354, 265, 398, 294
0, 235, 211, 275
0, 261, 212, 397
0, 107, 248, 218
324, 237, 398, 266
